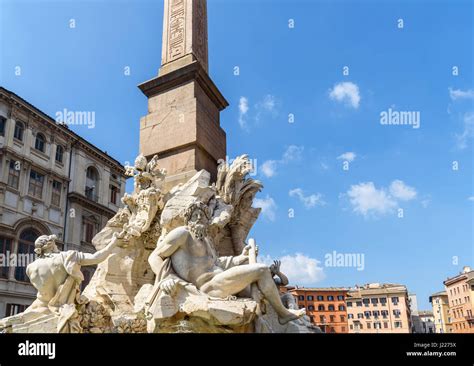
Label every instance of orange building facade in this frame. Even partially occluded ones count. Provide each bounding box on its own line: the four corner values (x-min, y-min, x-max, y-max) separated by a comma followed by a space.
288, 287, 349, 333
443, 267, 474, 333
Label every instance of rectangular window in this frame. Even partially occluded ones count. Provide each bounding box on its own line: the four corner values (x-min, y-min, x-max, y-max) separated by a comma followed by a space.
110, 185, 118, 205
380, 297, 387, 305
28, 170, 44, 198
307, 295, 314, 301
51, 181, 62, 207
0, 237, 12, 279
13, 123, 24, 141
317, 295, 324, 301
0, 116, 5, 136
84, 222, 94, 243
328, 296, 334, 301
356, 301, 362, 307
330, 315, 335, 322
337, 295, 344, 301
363, 298, 370, 306
371, 298, 379, 305
347, 301, 353, 307
8, 161, 20, 189
391, 297, 399, 305
5, 304, 27, 317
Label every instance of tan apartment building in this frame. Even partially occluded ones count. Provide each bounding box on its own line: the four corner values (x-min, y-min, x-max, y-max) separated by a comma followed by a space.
289, 287, 349, 333
443, 266, 474, 333
429, 291, 451, 333
346, 283, 412, 333
0, 87, 126, 317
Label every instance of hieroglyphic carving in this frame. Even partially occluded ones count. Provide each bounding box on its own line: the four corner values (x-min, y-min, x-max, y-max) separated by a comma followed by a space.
168, 0, 186, 61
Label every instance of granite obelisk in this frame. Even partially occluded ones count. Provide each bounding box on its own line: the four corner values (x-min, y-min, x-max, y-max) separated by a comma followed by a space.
138, 0, 228, 186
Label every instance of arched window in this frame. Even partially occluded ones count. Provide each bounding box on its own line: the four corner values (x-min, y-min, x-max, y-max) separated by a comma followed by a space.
15, 229, 39, 282
85, 166, 99, 202
328, 304, 335, 311
34, 133, 46, 152
318, 305, 325, 311
14, 121, 24, 141
55, 145, 64, 163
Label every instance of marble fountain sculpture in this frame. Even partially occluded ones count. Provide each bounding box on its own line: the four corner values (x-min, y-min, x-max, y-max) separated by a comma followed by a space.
0, 155, 320, 333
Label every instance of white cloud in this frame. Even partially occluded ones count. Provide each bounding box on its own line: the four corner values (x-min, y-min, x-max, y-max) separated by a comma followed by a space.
260, 253, 325, 285
255, 94, 279, 122
260, 145, 304, 178
282, 145, 304, 163
238, 96, 249, 129
456, 112, 474, 150
260, 94, 276, 112
421, 197, 431, 208
253, 195, 277, 221
468, 196, 474, 202
449, 88, 474, 101
345, 180, 418, 218
289, 188, 325, 209
329, 81, 361, 109
389, 180, 417, 201
261, 160, 277, 178
346, 182, 397, 217
320, 162, 329, 170
337, 152, 356, 162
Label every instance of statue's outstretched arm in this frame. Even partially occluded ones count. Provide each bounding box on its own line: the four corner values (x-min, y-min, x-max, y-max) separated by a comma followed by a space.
79, 233, 120, 266
155, 227, 188, 259
276, 272, 289, 287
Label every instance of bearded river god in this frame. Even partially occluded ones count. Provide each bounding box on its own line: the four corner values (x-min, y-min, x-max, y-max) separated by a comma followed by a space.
148, 202, 306, 325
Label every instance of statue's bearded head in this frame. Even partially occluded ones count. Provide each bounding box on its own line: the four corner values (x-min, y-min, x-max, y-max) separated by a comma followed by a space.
183, 202, 211, 240
34, 235, 59, 258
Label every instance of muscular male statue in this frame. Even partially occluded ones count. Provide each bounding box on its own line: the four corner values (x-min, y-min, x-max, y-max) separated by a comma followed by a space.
148, 201, 306, 325
0, 233, 120, 330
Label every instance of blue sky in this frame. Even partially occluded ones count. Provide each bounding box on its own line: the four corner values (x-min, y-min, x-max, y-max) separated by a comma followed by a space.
1, 0, 472, 310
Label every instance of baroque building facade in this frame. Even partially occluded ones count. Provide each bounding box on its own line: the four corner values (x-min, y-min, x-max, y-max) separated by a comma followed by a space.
0, 87, 126, 318
443, 266, 474, 333
346, 283, 412, 333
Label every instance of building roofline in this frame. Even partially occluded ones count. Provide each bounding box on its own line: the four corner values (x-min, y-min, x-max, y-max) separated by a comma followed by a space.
443, 273, 470, 286
0, 86, 126, 173
289, 287, 350, 292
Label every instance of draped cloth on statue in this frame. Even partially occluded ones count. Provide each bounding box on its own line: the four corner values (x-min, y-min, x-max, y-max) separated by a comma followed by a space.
42, 250, 84, 333
47, 251, 85, 333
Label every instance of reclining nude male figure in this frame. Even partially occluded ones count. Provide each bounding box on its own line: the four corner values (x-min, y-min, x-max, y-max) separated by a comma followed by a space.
148, 201, 306, 325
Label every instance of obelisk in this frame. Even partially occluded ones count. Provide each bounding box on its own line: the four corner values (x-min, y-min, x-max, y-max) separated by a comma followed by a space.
138, 0, 228, 186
